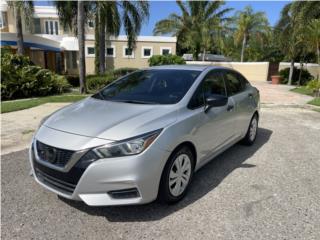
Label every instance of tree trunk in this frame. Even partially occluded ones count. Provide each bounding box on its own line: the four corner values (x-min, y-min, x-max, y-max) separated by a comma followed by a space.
99, 10, 106, 74
288, 59, 294, 85
298, 61, 303, 86
202, 49, 206, 62
317, 41, 320, 80
77, 1, 87, 93
94, 12, 100, 74
317, 41, 320, 66
240, 34, 246, 62
15, 7, 24, 55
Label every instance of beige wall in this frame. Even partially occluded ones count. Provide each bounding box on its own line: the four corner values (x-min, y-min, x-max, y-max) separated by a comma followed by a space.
186, 61, 269, 82
85, 40, 176, 74
279, 63, 320, 80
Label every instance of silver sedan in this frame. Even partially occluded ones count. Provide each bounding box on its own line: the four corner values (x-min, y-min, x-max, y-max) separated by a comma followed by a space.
29, 65, 260, 206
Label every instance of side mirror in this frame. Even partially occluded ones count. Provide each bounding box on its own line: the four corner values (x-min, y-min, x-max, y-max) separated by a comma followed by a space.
205, 94, 228, 113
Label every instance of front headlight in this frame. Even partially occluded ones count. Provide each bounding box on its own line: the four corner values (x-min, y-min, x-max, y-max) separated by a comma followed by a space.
93, 129, 162, 158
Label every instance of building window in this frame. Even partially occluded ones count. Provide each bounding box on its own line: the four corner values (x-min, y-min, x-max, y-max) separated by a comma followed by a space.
66, 51, 77, 69
123, 46, 134, 58
0, 12, 8, 29
33, 18, 41, 34
141, 46, 153, 58
86, 46, 95, 57
45, 20, 59, 35
106, 46, 115, 57
160, 47, 172, 55
88, 20, 95, 28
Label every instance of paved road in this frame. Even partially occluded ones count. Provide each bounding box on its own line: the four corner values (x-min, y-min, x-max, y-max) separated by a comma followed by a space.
2, 107, 320, 240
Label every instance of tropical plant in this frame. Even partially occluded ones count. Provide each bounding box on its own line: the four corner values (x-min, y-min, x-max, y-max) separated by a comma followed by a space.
94, 1, 149, 74
306, 79, 320, 97
7, 1, 34, 55
275, 1, 320, 85
279, 67, 313, 86
233, 6, 270, 62
305, 19, 320, 65
153, 1, 232, 60
55, 1, 93, 93
1, 53, 70, 100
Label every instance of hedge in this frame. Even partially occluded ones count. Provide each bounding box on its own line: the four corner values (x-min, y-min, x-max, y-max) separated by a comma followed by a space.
148, 54, 185, 66
1, 53, 71, 100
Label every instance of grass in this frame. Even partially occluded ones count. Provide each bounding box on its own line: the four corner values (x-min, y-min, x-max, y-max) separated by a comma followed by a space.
308, 98, 320, 107
290, 86, 313, 96
290, 86, 320, 110
1, 93, 89, 113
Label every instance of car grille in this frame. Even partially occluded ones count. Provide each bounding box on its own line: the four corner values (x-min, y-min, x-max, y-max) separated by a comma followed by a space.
34, 168, 76, 195
36, 141, 74, 167
32, 143, 88, 196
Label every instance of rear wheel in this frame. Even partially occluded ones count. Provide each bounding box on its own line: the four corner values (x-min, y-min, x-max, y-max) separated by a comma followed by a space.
241, 114, 258, 145
159, 146, 194, 203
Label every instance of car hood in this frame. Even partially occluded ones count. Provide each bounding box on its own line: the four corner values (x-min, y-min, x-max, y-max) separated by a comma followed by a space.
43, 97, 178, 141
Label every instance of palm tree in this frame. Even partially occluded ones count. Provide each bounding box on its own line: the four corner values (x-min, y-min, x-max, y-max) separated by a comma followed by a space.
233, 6, 269, 62
276, 1, 320, 85
153, 1, 232, 60
7, 1, 34, 55
95, 1, 149, 74
305, 19, 320, 65
77, 1, 86, 93
275, 3, 306, 85
55, 1, 92, 93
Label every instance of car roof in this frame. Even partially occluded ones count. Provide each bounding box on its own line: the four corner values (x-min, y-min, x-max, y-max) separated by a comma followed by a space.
148, 64, 231, 72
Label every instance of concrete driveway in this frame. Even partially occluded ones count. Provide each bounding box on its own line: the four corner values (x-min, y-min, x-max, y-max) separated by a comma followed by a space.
253, 81, 314, 106
1, 107, 320, 240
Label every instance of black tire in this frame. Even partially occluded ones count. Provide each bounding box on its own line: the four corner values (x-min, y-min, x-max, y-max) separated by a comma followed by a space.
241, 113, 259, 146
158, 146, 195, 204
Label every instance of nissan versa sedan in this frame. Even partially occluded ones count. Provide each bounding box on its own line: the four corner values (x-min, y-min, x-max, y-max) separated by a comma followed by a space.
29, 65, 260, 206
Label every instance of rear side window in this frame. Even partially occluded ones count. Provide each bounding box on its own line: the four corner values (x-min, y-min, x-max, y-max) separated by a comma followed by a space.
224, 71, 244, 96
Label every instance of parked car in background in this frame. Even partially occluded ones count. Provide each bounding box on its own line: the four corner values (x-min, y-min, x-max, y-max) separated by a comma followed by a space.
29, 65, 260, 206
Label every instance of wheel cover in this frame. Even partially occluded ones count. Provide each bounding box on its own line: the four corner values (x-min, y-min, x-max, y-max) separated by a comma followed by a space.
249, 117, 258, 141
169, 153, 192, 197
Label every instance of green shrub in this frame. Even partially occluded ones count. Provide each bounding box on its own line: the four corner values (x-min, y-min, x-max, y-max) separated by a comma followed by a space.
148, 54, 185, 66
65, 75, 80, 87
1, 53, 71, 100
112, 67, 138, 78
306, 79, 320, 97
86, 68, 138, 91
279, 67, 313, 85
87, 74, 115, 91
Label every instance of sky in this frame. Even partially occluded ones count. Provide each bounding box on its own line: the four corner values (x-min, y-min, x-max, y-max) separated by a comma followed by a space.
34, 0, 291, 35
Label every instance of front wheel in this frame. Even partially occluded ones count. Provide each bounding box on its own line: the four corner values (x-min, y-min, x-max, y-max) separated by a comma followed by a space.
241, 114, 259, 145
159, 146, 194, 204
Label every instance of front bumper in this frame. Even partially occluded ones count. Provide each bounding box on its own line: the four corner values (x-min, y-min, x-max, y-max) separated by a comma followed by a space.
29, 139, 171, 206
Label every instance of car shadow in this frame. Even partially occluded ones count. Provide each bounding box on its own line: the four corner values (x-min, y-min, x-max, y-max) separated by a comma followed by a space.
60, 127, 272, 222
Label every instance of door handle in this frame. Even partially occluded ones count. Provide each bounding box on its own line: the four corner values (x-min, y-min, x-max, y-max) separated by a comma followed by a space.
227, 105, 234, 111
248, 93, 253, 98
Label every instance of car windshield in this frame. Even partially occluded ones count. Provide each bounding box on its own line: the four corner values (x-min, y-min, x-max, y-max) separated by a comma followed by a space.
92, 69, 201, 104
